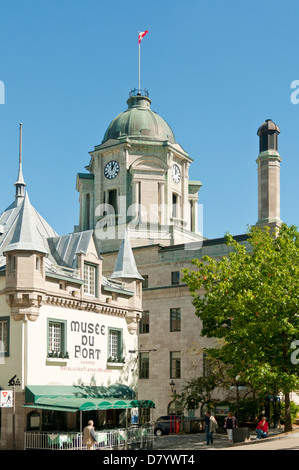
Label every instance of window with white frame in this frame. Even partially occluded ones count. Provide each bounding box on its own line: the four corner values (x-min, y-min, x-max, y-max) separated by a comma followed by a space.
84, 263, 97, 296
108, 328, 123, 362
48, 320, 67, 357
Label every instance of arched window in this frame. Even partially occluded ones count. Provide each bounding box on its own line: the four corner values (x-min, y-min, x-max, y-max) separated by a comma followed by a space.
167, 399, 183, 415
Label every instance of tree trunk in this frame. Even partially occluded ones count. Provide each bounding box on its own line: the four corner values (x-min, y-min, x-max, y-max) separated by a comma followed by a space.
284, 391, 292, 432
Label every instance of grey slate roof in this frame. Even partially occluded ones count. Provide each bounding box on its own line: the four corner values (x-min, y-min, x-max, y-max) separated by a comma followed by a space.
47, 230, 99, 270
0, 193, 57, 269
3, 193, 49, 255
0, 189, 140, 294
110, 229, 143, 281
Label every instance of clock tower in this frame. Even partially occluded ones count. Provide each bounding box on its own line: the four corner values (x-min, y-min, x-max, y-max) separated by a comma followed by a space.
76, 89, 202, 252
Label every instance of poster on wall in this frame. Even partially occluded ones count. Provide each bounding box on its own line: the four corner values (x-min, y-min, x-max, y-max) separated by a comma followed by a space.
131, 407, 138, 424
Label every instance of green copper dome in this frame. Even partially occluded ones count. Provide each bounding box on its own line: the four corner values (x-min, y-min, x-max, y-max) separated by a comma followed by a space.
102, 92, 176, 144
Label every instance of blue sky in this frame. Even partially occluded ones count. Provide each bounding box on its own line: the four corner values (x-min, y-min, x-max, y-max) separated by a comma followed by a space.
0, 0, 299, 240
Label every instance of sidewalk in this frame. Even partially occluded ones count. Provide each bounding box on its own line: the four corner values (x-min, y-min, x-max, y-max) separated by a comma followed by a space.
152, 426, 299, 450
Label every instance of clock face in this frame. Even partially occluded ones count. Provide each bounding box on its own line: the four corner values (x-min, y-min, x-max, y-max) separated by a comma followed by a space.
104, 160, 120, 179
172, 164, 181, 183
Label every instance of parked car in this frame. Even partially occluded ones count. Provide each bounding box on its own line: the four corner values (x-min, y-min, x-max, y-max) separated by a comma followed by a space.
154, 415, 181, 436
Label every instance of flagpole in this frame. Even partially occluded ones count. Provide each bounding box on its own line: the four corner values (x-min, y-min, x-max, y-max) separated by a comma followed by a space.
138, 30, 148, 94
138, 32, 141, 92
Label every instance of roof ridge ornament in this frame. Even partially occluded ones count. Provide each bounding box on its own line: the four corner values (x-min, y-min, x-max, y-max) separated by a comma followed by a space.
15, 122, 26, 201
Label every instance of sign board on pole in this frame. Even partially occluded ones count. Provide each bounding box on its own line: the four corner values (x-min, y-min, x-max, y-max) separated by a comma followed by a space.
0, 390, 13, 407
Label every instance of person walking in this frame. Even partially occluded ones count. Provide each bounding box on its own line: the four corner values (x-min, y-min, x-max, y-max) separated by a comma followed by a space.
204, 412, 218, 444
224, 411, 238, 445
209, 414, 218, 443
83, 420, 97, 450
204, 412, 211, 444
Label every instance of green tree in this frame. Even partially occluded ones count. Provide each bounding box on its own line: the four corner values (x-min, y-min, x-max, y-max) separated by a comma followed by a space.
178, 350, 230, 411
182, 224, 299, 432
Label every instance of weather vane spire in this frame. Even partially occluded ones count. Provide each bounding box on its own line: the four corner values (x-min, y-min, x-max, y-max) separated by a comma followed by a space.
138, 30, 149, 93
15, 122, 26, 201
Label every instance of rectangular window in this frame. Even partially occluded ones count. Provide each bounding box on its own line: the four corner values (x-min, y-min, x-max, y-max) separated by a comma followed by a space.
170, 308, 181, 332
172, 193, 178, 218
139, 352, 149, 379
170, 351, 181, 379
84, 263, 97, 296
142, 275, 149, 289
108, 189, 118, 217
36, 255, 42, 272
10, 255, 16, 273
139, 310, 150, 334
108, 328, 123, 361
48, 320, 67, 356
0, 317, 9, 357
171, 271, 180, 285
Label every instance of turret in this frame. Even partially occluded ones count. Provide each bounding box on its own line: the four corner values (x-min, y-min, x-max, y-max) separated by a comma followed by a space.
256, 119, 282, 229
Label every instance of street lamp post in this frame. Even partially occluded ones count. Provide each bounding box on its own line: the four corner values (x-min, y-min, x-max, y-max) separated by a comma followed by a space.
169, 380, 176, 394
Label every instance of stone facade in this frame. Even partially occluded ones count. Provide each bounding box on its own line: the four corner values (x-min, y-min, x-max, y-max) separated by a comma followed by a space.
0, 125, 145, 449
0, 91, 283, 448
100, 235, 250, 419
76, 91, 282, 420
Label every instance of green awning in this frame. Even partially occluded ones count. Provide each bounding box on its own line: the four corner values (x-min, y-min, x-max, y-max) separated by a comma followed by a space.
23, 385, 155, 412
25, 385, 112, 403
108, 383, 136, 399
23, 397, 155, 412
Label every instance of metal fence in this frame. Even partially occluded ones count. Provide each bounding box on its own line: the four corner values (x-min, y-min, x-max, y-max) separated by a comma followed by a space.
24, 425, 154, 450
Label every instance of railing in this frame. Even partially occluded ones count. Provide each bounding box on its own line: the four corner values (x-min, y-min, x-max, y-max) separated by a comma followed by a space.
129, 88, 149, 97
24, 425, 154, 450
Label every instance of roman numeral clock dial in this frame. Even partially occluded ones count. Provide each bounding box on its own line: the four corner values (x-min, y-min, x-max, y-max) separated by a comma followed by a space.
104, 160, 120, 179
172, 164, 181, 183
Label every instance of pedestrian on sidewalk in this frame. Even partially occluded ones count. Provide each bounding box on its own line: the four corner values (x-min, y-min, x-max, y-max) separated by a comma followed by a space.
224, 411, 238, 445
209, 414, 218, 443
83, 420, 97, 450
256, 416, 269, 440
204, 412, 218, 444
204, 412, 211, 444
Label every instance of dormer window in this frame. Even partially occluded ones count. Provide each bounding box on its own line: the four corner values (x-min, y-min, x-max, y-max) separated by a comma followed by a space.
84, 263, 97, 296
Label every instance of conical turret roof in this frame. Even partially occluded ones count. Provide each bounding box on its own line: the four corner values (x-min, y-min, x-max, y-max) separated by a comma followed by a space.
3, 192, 50, 254
110, 229, 143, 281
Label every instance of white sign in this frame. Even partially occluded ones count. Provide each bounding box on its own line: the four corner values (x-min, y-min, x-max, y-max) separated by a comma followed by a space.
0, 390, 13, 407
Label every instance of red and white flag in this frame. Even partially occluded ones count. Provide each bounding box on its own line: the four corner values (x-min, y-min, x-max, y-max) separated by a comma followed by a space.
138, 30, 149, 44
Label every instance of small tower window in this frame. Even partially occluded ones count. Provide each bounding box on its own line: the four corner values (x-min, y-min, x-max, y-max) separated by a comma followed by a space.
10, 256, 16, 273
172, 193, 178, 218
36, 256, 41, 272
85, 193, 90, 230
108, 190, 118, 216
268, 132, 278, 150
260, 134, 268, 152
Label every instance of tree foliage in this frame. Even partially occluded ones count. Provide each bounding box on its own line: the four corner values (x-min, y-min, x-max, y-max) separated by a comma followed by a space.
182, 224, 299, 430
